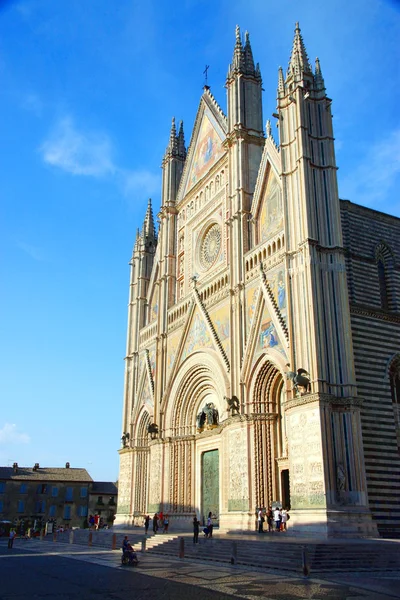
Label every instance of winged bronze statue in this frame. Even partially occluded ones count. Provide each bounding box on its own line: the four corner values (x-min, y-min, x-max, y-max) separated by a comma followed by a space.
286, 368, 311, 396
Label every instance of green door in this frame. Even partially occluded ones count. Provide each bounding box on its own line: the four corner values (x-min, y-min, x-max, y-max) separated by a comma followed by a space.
201, 449, 219, 526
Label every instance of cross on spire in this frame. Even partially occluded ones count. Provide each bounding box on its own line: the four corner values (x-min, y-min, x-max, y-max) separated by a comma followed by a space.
203, 65, 210, 88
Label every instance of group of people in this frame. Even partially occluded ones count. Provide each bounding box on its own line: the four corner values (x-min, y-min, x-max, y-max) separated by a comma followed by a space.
88, 514, 107, 530
193, 512, 214, 544
144, 513, 169, 534
257, 506, 289, 533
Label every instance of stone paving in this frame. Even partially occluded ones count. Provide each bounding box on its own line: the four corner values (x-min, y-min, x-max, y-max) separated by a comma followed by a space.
7, 538, 400, 600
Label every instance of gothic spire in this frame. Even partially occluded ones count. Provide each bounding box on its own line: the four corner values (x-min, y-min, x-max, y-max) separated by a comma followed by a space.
232, 24, 245, 72
314, 57, 325, 90
177, 120, 186, 159
228, 25, 260, 79
142, 198, 157, 242
133, 227, 141, 254
287, 22, 312, 79
244, 31, 255, 73
165, 117, 178, 157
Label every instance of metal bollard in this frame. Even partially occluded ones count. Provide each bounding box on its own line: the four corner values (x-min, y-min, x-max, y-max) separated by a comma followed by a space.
112, 533, 117, 550
88, 532, 93, 547
53, 532, 57, 542
302, 545, 310, 577
141, 537, 147, 553
40, 530, 44, 542
230, 541, 237, 565
178, 536, 184, 559
69, 530, 74, 544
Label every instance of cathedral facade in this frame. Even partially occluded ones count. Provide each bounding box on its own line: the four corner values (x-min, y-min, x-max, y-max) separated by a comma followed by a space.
116, 25, 400, 537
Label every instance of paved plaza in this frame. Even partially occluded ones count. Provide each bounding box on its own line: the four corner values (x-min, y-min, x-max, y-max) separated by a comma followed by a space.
1, 537, 399, 599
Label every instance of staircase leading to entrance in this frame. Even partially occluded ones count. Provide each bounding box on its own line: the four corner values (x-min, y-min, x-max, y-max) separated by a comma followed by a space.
134, 535, 400, 574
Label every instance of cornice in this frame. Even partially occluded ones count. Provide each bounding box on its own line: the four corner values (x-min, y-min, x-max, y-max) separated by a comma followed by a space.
350, 304, 400, 324
284, 393, 363, 411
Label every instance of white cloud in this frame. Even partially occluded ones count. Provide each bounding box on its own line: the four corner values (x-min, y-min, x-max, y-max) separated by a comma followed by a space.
0, 423, 30, 445
40, 117, 160, 200
340, 128, 400, 214
40, 116, 115, 177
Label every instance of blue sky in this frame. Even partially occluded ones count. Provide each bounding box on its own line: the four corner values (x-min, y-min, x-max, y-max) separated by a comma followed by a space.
0, 0, 399, 482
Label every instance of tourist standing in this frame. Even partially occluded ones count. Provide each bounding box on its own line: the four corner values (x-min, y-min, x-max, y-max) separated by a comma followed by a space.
144, 515, 150, 534
257, 508, 264, 533
153, 513, 158, 534
266, 507, 273, 532
8, 529, 16, 549
193, 517, 200, 544
163, 514, 169, 533
207, 512, 213, 538
274, 506, 281, 532
281, 508, 288, 531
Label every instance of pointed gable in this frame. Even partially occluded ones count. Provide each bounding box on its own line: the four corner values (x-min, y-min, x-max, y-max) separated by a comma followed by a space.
180, 306, 214, 364
178, 89, 227, 201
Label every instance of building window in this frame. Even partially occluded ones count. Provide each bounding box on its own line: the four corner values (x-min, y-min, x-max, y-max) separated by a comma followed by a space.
65, 487, 73, 501
51, 486, 59, 497
36, 484, 48, 494
390, 357, 400, 406
49, 505, 56, 517
375, 243, 396, 311
0, 482, 5, 493
20, 483, 27, 494
377, 259, 389, 310
64, 505, 71, 520
97, 496, 103, 505
78, 506, 88, 517
17, 500, 25, 513
0, 500, 3, 512
35, 500, 46, 513
80, 487, 88, 498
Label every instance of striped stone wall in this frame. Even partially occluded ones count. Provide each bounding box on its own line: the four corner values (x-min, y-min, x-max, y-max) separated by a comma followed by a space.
341, 200, 400, 537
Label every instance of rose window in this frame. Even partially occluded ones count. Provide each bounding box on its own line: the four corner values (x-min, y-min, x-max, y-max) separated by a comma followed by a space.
200, 224, 221, 270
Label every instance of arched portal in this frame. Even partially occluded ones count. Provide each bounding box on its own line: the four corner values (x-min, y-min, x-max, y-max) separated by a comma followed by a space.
133, 409, 151, 516
250, 358, 287, 510
161, 351, 229, 522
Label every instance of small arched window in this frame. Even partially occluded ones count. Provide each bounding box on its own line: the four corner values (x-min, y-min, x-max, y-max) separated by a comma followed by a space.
375, 242, 396, 312
389, 356, 400, 406
377, 258, 388, 310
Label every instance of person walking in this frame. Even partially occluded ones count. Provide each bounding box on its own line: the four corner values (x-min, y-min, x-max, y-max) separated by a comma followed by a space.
8, 529, 16, 549
193, 517, 200, 544
207, 512, 213, 538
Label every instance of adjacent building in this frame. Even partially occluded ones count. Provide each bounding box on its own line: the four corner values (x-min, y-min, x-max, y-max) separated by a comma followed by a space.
88, 481, 118, 525
0, 463, 118, 530
115, 24, 400, 537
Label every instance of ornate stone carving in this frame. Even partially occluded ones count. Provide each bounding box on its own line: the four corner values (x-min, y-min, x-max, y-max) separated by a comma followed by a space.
200, 223, 221, 270
148, 444, 162, 511
228, 429, 249, 511
117, 451, 133, 514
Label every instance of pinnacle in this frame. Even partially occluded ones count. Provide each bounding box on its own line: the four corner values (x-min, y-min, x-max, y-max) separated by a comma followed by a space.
314, 56, 325, 90
177, 120, 186, 159
142, 198, 157, 242
228, 25, 259, 79
287, 22, 312, 79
